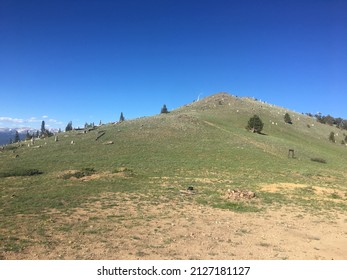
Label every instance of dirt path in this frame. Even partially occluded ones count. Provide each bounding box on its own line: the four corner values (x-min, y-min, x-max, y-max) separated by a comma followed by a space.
3, 192, 347, 260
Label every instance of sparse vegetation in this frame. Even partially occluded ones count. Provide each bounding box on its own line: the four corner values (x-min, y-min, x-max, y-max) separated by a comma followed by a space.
62, 168, 96, 179
1, 92, 346, 260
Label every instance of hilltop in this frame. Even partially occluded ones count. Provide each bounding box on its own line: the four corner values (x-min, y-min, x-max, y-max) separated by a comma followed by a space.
1, 92, 346, 260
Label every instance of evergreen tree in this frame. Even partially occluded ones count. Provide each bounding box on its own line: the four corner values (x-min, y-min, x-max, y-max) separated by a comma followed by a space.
119, 112, 125, 122
65, 121, 73, 132
284, 113, 293, 124
14, 130, 20, 143
25, 130, 31, 140
329, 132, 335, 143
36, 131, 39, 138
161, 104, 169, 114
247, 115, 264, 133
41, 120, 46, 136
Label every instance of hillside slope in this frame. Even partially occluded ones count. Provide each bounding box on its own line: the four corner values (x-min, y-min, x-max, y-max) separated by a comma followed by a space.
1, 91, 346, 186
1, 92, 346, 260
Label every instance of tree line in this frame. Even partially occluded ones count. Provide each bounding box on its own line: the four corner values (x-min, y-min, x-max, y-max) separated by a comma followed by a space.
305, 113, 347, 130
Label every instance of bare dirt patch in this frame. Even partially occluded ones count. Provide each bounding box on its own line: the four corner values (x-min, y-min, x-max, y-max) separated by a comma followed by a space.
260, 182, 347, 203
260, 183, 307, 192
2, 192, 347, 260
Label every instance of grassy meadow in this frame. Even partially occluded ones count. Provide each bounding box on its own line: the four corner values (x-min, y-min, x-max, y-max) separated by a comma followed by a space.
1, 93, 346, 258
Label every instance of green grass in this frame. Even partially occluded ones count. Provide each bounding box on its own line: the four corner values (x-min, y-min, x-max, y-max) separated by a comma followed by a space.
1, 93, 346, 255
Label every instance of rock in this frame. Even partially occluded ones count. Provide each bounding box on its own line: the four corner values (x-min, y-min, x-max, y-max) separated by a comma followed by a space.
225, 189, 256, 200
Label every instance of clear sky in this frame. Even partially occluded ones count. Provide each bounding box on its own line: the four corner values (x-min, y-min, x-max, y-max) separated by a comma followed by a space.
1, 0, 346, 130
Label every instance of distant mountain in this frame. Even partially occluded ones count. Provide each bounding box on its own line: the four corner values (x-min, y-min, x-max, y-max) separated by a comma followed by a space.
0, 128, 41, 145
0, 127, 61, 145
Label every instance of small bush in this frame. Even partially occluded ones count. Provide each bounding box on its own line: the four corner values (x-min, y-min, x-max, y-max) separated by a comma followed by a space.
62, 168, 96, 179
311, 158, 327, 164
0, 169, 43, 178
329, 132, 335, 143
284, 113, 293, 124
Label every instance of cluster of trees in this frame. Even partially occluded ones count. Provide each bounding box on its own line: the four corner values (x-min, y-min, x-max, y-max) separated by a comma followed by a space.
9, 121, 55, 144
305, 113, 347, 130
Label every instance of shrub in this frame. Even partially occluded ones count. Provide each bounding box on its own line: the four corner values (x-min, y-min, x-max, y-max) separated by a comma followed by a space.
0, 169, 43, 178
310, 158, 327, 164
284, 113, 293, 124
62, 168, 96, 179
329, 132, 335, 143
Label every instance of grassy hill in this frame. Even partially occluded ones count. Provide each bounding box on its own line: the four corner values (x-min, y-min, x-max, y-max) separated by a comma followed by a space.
1, 92, 346, 259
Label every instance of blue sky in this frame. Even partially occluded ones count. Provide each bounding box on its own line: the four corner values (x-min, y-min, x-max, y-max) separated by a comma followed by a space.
1, 0, 346, 130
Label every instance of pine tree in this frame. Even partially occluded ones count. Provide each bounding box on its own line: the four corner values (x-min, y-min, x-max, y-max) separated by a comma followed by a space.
41, 120, 46, 136
25, 130, 31, 140
284, 113, 293, 124
65, 121, 73, 132
14, 130, 20, 143
247, 115, 264, 133
119, 112, 125, 122
161, 104, 169, 114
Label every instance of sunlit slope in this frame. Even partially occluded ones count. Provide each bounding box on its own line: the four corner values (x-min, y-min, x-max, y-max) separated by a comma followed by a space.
1, 92, 346, 180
